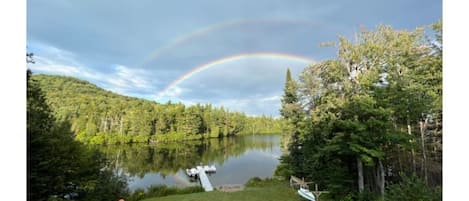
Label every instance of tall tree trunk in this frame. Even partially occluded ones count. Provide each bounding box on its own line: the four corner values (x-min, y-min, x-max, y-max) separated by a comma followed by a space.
397, 146, 403, 172
120, 116, 124, 135
394, 121, 403, 172
420, 117, 429, 184
408, 123, 416, 173
357, 157, 364, 193
378, 160, 385, 199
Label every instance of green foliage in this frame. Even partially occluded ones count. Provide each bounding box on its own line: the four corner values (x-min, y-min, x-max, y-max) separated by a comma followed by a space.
245, 177, 280, 188
386, 174, 441, 201
333, 190, 379, 201
274, 158, 294, 179
245, 177, 263, 187
279, 21, 442, 200
28, 70, 129, 201
280, 68, 303, 125
125, 185, 204, 201
32, 74, 284, 144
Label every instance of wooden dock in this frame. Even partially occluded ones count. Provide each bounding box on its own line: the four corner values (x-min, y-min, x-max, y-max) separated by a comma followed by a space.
196, 166, 214, 191
290, 176, 313, 188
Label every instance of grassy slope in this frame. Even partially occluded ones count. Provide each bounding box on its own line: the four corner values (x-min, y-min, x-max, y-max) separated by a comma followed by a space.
142, 180, 299, 201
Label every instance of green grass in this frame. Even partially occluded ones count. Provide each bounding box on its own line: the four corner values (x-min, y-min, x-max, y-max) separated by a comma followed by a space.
141, 179, 299, 201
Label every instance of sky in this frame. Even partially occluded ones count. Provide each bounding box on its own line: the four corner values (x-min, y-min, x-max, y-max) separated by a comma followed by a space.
26, 0, 442, 116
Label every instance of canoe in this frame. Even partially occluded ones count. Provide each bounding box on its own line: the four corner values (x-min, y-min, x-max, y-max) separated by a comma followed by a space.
298, 187, 315, 201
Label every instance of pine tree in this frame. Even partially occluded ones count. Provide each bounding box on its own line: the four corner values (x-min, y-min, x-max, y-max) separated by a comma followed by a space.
279, 68, 305, 176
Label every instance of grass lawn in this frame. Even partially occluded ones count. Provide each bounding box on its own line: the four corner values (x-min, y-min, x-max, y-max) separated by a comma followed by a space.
141, 179, 301, 201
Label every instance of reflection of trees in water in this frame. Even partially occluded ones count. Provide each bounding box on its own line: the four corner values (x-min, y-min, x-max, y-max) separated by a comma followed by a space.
97, 135, 279, 178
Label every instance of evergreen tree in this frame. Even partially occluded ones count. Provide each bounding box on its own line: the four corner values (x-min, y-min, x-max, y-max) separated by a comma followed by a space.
280, 68, 302, 123
279, 68, 305, 176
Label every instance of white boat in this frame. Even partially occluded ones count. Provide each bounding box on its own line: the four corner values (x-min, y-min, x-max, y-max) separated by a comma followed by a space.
205, 165, 216, 172
298, 186, 315, 201
186, 168, 199, 177
187, 164, 216, 177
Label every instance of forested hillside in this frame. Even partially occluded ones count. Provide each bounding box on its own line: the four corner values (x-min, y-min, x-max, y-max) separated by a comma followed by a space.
28, 70, 129, 200
33, 74, 284, 144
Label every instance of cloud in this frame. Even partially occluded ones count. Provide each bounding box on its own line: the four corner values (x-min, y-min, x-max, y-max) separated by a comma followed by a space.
158, 58, 306, 98
27, 0, 441, 116
31, 59, 80, 75
163, 86, 184, 98
107, 65, 153, 90
151, 56, 310, 116
28, 44, 158, 97
180, 95, 282, 117
261, 95, 281, 102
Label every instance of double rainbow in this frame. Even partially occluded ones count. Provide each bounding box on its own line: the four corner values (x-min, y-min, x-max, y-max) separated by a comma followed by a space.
140, 18, 322, 65
155, 52, 315, 100
140, 18, 319, 100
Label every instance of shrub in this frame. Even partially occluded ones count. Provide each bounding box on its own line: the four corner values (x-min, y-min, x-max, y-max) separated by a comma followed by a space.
386, 174, 441, 201
274, 161, 294, 179
245, 177, 280, 187
89, 132, 106, 144
126, 185, 204, 201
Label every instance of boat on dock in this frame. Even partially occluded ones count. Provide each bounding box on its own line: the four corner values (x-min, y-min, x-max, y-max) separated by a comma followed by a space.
185, 168, 199, 177
185, 164, 216, 191
185, 164, 216, 177
204, 165, 216, 172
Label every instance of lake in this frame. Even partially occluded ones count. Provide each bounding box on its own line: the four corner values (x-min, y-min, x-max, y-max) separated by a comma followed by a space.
97, 134, 282, 191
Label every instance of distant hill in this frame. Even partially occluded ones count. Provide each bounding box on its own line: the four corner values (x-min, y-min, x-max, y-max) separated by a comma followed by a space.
32, 74, 283, 144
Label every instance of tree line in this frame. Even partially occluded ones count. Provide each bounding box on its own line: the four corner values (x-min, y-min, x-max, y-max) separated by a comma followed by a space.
32, 74, 284, 144
277, 21, 442, 201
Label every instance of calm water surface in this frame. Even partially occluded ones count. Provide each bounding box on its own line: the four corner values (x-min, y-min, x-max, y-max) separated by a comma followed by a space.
98, 135, 282, 191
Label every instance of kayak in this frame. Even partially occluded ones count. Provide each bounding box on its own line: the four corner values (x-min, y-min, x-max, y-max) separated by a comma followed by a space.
298, 187, 316, 201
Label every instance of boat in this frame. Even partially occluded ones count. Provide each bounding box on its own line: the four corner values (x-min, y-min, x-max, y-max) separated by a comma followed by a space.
298, 186, 316, 201
205, 165, 216, 172
186, 164, 216, 177
186, 168, 199, 177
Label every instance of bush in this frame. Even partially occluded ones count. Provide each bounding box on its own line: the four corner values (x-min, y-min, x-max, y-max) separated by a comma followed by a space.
357, 190, 379, 201
133, 135, 149, 143
89, 132, 106, 144
178, 186, 205, 194
386, 174, 441, 201
274, 161, 294, 179
126, 185, 204, 201
146, 185, 177, 197
245, 177, 280, 187
246, 177, 263, 187
75, 131, 89, 142
127, 189, 145, 201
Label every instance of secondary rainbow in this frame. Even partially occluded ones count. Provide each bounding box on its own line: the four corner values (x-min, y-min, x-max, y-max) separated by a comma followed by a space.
140, 19, 322, 66
156, 52, 315, 99
141, 18, 246, 65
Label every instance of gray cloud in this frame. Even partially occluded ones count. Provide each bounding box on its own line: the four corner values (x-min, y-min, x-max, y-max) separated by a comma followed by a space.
28, 0, 441, 116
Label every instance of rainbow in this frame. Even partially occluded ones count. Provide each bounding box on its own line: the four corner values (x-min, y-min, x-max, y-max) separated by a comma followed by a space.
155, 52, 315, 99
172, 170, 192, 187
141, 18, 246, 65
140, 18, 322, 66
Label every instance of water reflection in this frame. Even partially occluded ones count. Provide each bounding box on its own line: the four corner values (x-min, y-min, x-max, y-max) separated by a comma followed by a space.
96, 135, 281, 191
